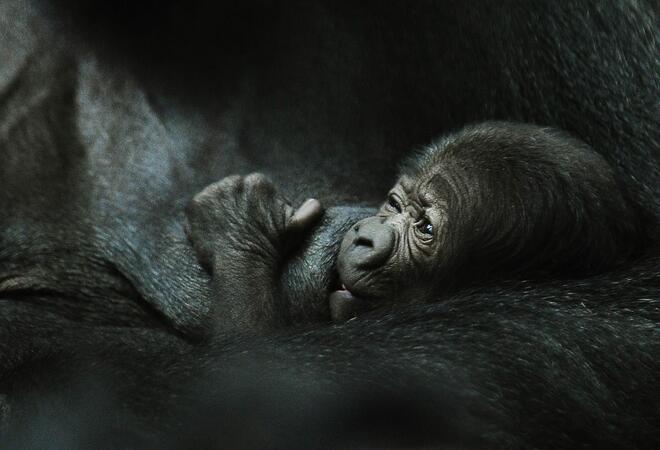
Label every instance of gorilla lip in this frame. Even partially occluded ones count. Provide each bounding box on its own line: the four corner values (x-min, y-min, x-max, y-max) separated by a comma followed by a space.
329, 279, 378, 322
329, 285, 362, 321
330, 281, 363, 304
332, 282, 354, 297
330, 280, 359, 302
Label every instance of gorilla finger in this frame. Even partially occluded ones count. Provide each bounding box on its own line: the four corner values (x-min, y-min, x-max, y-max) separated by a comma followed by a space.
183, 219, 214, 271
188, 175, 242, 211
218, 174, 243, 186
218, 174, 245, 197
288, 198, 324, 232
245, 172, 276, 196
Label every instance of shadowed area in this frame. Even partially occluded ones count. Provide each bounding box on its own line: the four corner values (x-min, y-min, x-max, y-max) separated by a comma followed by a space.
0, 0, 659, 447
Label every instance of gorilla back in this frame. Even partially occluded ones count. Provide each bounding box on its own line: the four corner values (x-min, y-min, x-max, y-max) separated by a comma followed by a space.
0, 0, 659, 448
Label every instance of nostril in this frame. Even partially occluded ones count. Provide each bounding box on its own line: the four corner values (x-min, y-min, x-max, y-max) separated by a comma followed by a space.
355, 236, 373, 248
353, 224, 360, 232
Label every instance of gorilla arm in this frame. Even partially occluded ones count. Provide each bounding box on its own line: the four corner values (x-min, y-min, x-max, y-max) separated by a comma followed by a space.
185, 174, 323, 332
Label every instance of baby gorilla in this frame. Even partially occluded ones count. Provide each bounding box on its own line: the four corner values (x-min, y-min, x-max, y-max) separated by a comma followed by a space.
185, 122, 645, 329
330, 122, 644, 320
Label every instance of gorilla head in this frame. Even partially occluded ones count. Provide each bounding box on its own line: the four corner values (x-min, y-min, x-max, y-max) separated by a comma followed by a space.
331, 122, 646, 320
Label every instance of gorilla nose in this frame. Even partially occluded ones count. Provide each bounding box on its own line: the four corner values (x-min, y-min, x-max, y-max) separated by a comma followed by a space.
348, 218, 395, 268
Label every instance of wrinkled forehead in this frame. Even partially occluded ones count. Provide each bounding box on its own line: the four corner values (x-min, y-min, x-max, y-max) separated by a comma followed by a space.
396, 170, 454, 204
398, 174, 416, 192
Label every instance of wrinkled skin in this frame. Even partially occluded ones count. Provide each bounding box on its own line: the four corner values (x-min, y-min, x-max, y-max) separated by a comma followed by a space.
332, 122, 650, 318
185, 173, 323, 331
187, 122, 649, 327
1, 0, 660, 448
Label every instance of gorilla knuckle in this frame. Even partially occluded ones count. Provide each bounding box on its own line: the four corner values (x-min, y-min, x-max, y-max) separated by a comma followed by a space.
187, 194, 220, 223
183, 199, 199, 222
186, 193, 214, 221
216, 175, 244, 193
245, 172, 275, 193
187, 177, 247, 228
220, 174, 243, 185
244, 172, 267, 184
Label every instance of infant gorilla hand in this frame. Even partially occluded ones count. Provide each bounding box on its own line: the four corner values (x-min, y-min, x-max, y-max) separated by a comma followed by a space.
185, 173, 323, 270
185, 173, 323, 331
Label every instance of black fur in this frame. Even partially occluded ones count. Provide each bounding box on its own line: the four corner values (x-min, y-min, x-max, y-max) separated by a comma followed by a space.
330, 122, 652, 319
0, 0, 659, 448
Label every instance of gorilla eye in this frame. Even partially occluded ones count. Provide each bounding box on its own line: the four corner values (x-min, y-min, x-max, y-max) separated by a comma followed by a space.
417, 219, 433, 236
388, 194, 402, 213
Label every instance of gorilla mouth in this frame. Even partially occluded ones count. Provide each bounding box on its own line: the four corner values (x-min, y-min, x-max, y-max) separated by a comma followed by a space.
328, 281, 375, 322
333, 277, 362, 300
329, 285, 359, 321
334, 284, 355, 299
333, 265, 376, 302
329, 279, 357, 302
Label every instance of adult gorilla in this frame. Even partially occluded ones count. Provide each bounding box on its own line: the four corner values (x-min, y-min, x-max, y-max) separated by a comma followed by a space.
0, 0, 658, 448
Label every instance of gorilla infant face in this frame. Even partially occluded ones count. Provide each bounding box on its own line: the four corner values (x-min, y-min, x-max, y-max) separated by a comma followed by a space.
336, 176, 449, 301
331, 122, 645, 320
